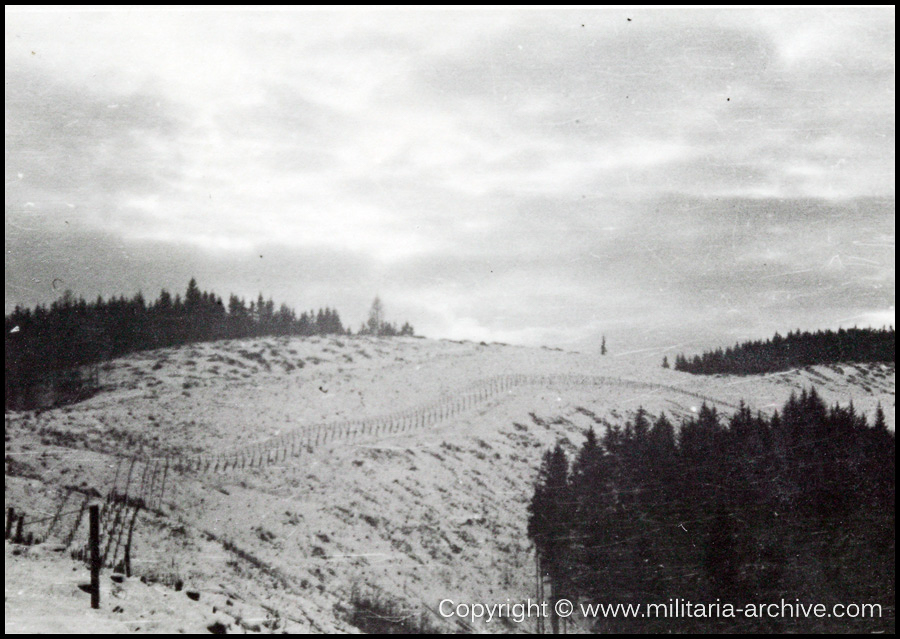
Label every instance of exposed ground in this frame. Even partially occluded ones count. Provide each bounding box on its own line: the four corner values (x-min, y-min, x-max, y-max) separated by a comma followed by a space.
5, 336, 895, 633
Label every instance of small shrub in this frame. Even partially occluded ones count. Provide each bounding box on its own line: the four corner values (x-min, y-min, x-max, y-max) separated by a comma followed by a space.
254, 526, 276, 543
344, 586, 444, 634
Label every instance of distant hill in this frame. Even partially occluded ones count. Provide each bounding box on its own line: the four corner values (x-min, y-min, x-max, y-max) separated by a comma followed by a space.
5, 281, 411, 411
672, 327, 895, 375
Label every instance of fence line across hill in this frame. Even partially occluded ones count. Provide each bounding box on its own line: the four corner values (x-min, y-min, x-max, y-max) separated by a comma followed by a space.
148, 373, 741, 476
7, 450, 167, 579
10, 372, 740, 549
6, 372, 741, 613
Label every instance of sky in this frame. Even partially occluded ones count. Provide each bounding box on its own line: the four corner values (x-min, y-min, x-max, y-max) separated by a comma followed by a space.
5, 7, 895, 355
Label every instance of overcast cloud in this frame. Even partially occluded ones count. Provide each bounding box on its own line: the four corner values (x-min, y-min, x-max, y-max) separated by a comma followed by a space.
5, 7, 895, 353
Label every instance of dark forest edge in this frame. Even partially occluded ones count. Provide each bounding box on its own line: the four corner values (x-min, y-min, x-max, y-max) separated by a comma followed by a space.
5, 279, 413, 411
528, 390, 894, 633
666, 327, 895, 375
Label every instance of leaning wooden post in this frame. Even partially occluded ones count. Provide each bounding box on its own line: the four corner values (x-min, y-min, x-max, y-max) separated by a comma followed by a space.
124, 505, 139, 578
158, 456, 170, 510
15, 513, 25, 543
5, 507, 14, 539
89, 504, 101, 609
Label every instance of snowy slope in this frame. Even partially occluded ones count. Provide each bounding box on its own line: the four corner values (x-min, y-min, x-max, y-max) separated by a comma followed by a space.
5, 336, 894, 632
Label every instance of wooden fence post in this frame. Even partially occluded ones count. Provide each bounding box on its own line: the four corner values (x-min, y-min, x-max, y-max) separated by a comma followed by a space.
146, 460, 157, 505
15, 514, 24, 543
157, 456, 169, 510
64, 498, 88, 548
5, 507, 14, 539
124, 505, 139, 578
89, 504, 100, 609
110, 458, 122, 498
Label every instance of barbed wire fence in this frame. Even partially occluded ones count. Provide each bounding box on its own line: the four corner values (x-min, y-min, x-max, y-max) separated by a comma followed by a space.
6, 449, 169, 578
7, 373, 736, 550
157, 373, 741, 476
6, 372, 740, 616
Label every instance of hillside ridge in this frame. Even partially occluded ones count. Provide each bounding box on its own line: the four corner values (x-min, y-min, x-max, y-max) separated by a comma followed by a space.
6, 336, 895, 632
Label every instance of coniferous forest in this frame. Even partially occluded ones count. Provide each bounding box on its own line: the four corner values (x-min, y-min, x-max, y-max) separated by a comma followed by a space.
672, 327, 895, 375
5, 279, 414, 410
528, 391, 895, 633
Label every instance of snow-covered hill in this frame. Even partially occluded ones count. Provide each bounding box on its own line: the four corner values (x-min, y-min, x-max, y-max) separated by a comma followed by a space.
5, 336, 894, 632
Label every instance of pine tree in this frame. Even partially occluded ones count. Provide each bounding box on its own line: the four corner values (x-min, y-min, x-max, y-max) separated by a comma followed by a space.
570, 428, 608, 597
367, 296, 384, 336
874, 403, 887, 432
185, 277, 202, 309
527, 443, 572, 634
